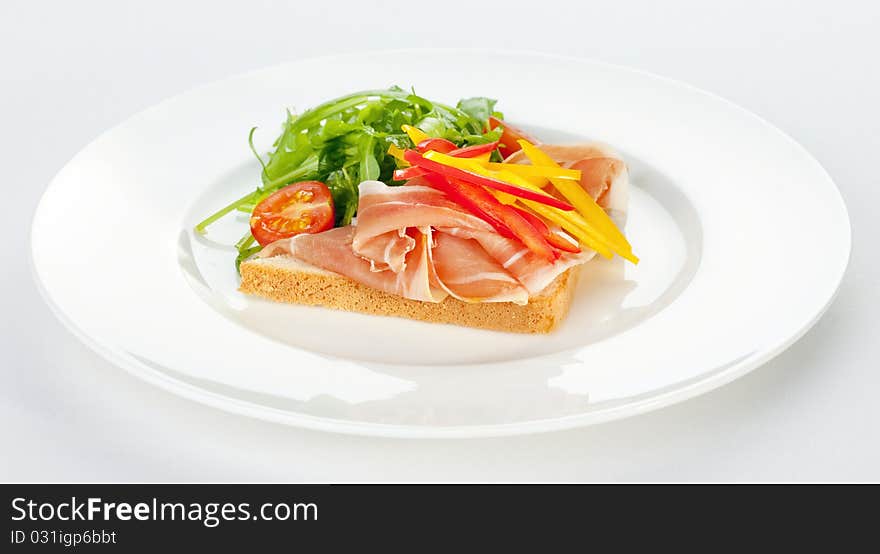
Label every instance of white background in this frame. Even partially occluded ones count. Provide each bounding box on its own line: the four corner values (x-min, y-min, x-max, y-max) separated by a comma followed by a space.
2, 0, 877, 481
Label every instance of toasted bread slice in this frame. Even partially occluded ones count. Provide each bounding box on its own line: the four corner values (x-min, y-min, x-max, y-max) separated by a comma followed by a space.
239, 256, 580, 333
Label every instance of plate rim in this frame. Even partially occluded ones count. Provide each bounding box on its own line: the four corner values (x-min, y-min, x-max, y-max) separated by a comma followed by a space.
30, 48, 852, 438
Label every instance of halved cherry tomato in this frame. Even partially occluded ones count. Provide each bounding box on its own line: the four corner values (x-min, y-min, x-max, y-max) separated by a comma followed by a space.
417, 137, 457, 154
447, 141, 499, 158
249, 181, 334, 246
488, 116, 538, 159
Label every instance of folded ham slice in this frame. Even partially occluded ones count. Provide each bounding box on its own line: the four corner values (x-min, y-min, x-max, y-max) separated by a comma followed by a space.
268, 226, 449, 302
261, 182, 532, 304
259, 143, 628, 305
427, 229, 529, 304
439, 226, 591, 295
351, 181, 492, 273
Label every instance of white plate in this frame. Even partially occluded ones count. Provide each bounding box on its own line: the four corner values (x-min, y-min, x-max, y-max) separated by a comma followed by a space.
31, 50, 851, 437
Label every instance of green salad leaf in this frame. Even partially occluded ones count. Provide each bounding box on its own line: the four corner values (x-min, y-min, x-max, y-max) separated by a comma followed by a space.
194, 87, 503, 268
456, 96, 500, 123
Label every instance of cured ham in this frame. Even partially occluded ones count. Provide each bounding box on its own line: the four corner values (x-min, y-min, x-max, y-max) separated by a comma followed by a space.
428, 230, 529, 304
266, 226, 446, 303
351, 180, 492, 273
259, 143, 629, 305
441, 226, 591, 295
261, 182, 533, 304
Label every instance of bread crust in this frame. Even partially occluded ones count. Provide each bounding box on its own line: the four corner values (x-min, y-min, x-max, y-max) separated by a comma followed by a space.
239, 256, 579, 333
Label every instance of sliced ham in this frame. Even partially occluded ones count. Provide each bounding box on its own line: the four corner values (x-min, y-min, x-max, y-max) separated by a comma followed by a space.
260, 182, 532, 304
428, 229, 529, 304
258, 158, 626, 305
568, 158, 623, 205
351, 181, 492, 273
265, 226, 447, 303
441, 226, 592, 295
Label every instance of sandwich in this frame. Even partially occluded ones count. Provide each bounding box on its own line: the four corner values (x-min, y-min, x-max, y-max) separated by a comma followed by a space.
196, 88, 638, 333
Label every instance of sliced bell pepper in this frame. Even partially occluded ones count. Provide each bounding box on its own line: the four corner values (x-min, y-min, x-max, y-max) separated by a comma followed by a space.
484, 162, 581, 180
387, 143, 407, 162
421, 150, 492, 171
420, 173, 558, 262
483, 182, 594, 255
511, 206, 581, 253
417, 137, 457, 154
489, 116, 538, 158
419, 173, 514, 239
402, 124, 429, 145
393, 166, 426, 181
424, 150, 551, 195
520, 199, 614, 259
493, 168, 617, 259
492, 189, 519, 206
395, 143, 496, 181
447, 141, 499, 158
517, 139, 637, 263
412, 150, 575, 211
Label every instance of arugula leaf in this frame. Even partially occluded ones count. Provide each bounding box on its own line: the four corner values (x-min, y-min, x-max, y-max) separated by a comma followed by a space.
194, 87, 504, 268
456, 97, 497, 123
325, 168, 358, 226
358, 135, 380, 182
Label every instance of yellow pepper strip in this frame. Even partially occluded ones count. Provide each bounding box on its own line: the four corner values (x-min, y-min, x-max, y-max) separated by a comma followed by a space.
422, 150, 483, 171
517, 140, 637, 262
483, 162, 581, 181
493, 169, 619, 259
440, 152, 552, 189
421, 150, 626, 258
401, 124, 429, 144
551, 178, 637, 263
424, 150, 579, 181
484, 189, 612, 258
422, 151, 567, 206
483, 187, 612, 257
387, 144, 407, 162
519, 174, 550, 188
493, 189, 519, 205
521, 200, 614, 259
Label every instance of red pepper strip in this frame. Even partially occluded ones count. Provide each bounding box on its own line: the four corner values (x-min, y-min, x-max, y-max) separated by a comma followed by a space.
404, 150, 575, 211
511, 206, 581, 253
393, 166, 427, 181
420, 173, 515, 239
417, 138, 457, 154
420, 173, 558, 262
447, 141, 499, 158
